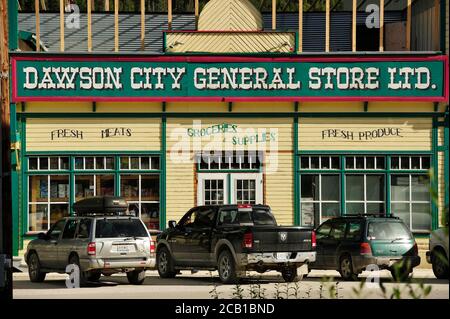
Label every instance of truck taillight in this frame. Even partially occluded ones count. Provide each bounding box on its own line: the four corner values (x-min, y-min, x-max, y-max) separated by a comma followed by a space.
311, 231, 316, 248
360, 242, 372, 255
413, 242, 418, 255
87, 242, 96, 256
150, 241, 155, 253
243, 231, 253, 249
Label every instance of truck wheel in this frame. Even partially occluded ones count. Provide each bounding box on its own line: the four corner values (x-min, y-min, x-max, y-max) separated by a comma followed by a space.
87, 271, 101, 282
127, 269, 146, 285
28, 253, 46, 283
281, 267, 299, 282
68, 254, 88, 287
339, 255, 358, 281
157, 246, 177, 278
218, 250, 239, 284
431, 249, 449, 280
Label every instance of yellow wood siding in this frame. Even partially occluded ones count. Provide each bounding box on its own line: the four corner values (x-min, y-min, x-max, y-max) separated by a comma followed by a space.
165, 102, 228, 113
298, 118, 432, 151
26, 118, 161, 152
232, 102, 294, 113
265, 153, 294, 225
166, 32, 296, 53
198, 0, 263, 31
17, 101, 93, 113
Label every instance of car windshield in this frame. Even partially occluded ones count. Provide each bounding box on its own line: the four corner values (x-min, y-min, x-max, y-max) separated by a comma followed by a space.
95, 219, 148, 238
367, 221, 412, 241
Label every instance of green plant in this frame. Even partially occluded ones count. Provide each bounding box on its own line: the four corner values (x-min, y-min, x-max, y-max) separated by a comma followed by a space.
232, 283, 245, 299
208, 271, 221, 299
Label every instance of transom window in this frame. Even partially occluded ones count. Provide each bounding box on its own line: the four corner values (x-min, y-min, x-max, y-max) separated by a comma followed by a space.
345, 156, 385, 170
28, 157, 69, 171
197, 151, 262, 171
391, 156, 431, 170
75, 156, 115, 170
300, 156, 340, 170
120, 156, 160, 170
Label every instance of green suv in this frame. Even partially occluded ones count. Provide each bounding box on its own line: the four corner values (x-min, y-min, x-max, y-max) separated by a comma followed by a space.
309, 215, 420, 281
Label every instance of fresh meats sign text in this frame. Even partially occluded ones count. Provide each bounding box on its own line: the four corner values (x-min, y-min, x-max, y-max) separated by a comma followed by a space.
12, 56, 447, 101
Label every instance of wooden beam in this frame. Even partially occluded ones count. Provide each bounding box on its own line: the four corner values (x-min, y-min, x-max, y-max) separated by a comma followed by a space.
35, 0, 40, 52
168, 0, 172, 30
59, 0, 64, 51
433, 0, 440, 51
379, 0, 384, 52
195, 0, 199, 29
105, 0, 110, 11
352, 0, 356, 52
141, 0, 145, 51
325, 0, 330, 52
406, 0, 411, 51
87, 0, 92, 52
272, 0, 276, 30
298, 0, 303, 53
115, 0, 119, 52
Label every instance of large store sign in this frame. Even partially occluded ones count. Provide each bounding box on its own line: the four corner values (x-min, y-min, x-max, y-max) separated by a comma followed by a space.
12, 55, 448, 102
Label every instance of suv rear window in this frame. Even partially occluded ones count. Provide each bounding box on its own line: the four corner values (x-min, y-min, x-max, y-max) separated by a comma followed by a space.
217, 208, 276, 226
367, 221, 412, 241
95, 219, 148, 238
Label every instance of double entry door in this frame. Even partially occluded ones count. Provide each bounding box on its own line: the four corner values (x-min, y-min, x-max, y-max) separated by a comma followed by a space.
197, 173, 263, 206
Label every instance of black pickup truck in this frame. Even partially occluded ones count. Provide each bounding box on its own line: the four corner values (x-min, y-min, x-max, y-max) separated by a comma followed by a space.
156, 204, 316, 283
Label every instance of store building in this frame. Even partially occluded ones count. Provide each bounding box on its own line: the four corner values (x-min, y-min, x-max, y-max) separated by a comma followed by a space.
7, 0, 449, 264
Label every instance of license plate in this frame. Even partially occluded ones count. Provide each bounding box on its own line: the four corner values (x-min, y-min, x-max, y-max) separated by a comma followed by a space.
275, 253, 290, 261
116, 245, 133, 253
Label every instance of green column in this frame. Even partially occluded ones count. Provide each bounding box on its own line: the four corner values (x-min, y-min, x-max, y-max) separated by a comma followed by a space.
293, 116, 299, 226
10, 104, 19, 255
8, 0, 18, 50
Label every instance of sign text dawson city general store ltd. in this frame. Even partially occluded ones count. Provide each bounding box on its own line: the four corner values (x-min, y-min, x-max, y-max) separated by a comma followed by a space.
12, 57, 447, 100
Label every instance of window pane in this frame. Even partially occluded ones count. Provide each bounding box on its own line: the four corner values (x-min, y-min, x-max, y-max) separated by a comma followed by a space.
300, 157, 309, 169
355, 157, 364, 169
391, 175, 410, 201
346, 175, 364, 201
301, 175, 319, 201
346, 157, 354, 169
321, 175, 339, 201
316, 222, 332, 239
141, 175, 159, 201
85, 157, 94, 170
391, 157, 399, 169
330, 222, 346, 240
322, 203, 340, 219
96, 157, 105, 170
421, 157, 431, 169
29, 158, 38, 170
331, 157, 340, 169
411, 175, 430, 202
366, 175, 384, 201
120, 157, 130, 169
346, 203, 364, 215
401, 157, 410, 169
75, 157, 84, 170
62, 220, 78, 239
141, 157, 150, 170
311, 157, 319, 169
106, 157, 115, 170
50, 175, 69, 202
346, 222, 362, 240
376, 157, 385, 169
301, 203, 319, 227
367, 203, 384, 214
75, 175, 94, 200
60, 157, 69, 170
40, 157, 48, 170
130, 157, 140, 169
321, 157, 330, 169
141, 203, 160, 230
50, 204, 69, 226
391, 203, 410, 228
121, 175, 139, 200
29, 176, 48, 202
151, 157, 160, 170
97, 175, 114, 196
366, 157, 375, 169
50, 157, 59, 170
29, 204, 48, 232
412, 203, 431, 231
411, 157, 421, 169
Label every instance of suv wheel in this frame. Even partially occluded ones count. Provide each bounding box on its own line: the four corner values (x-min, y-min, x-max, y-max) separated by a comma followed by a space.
281, 266, 299, 282
157, 247, 177, 278
127, 269, 146, 285
87, 271, 101, 282
339, 255, 358, 281
218, 250, 239, 284
431, 249, 449, 280
68, 254, 88, 287
28, 253, 46, 283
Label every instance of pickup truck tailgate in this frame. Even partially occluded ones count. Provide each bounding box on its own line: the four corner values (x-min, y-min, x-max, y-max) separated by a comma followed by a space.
251, 226, 313, 252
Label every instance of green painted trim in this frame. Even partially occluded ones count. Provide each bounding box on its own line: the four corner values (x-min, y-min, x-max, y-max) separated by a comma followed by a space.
8, 0, 18, 50
444, 108, 449, 225
114, 156, 121, 196
298, 169, 429, 174
432, 117, 439, 230
386, 156, 391, 216
69, 157, 75, 215
340, 156, 346, 215
10, 104, 19, 255
293, 116, 299, 226
19, 112, 445, 119
227, 174, 232, 204
25, 151, 162, 156
160, 116, 167, 230
20, 118, 27, 245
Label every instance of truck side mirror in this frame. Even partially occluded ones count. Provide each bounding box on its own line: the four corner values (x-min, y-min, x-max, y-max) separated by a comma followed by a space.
168, 220, 177, 229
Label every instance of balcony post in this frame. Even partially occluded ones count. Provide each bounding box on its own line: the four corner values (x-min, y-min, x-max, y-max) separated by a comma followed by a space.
379, 0, 384, 52
272, 0, 276, 30
115, 0, 119, 51
35, 0, 40, 52
59, 0, 64, 52
298, 0, 303, 53
352, 0, 356, 52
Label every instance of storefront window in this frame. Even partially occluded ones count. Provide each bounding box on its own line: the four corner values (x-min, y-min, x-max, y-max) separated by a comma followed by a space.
391, 174, 431, 232
75, 175, 115, 201
346, 174, 385, 214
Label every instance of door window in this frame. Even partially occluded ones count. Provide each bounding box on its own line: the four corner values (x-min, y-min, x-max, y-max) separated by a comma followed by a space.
316, 222, 332, 240
204, 179, 225, 205
345, 221, 362, 240
330, 222, 347, 240
47, 220, 66, 241
76, 219, 91, 239
193, 208, 216, 228
62, 219, 78, 239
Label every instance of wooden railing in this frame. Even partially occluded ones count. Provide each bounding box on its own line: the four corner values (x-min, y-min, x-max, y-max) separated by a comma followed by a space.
32, 0, 421, 53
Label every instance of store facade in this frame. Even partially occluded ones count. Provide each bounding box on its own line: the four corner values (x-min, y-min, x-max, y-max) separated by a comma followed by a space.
7, 0, 449, 259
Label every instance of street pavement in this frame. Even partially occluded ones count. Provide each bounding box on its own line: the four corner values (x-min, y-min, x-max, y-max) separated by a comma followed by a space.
13, 268, 449, 299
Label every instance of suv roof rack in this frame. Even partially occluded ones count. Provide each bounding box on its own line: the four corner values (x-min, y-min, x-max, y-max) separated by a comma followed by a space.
344, 213, 399, 219
73, 196, 130, 216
